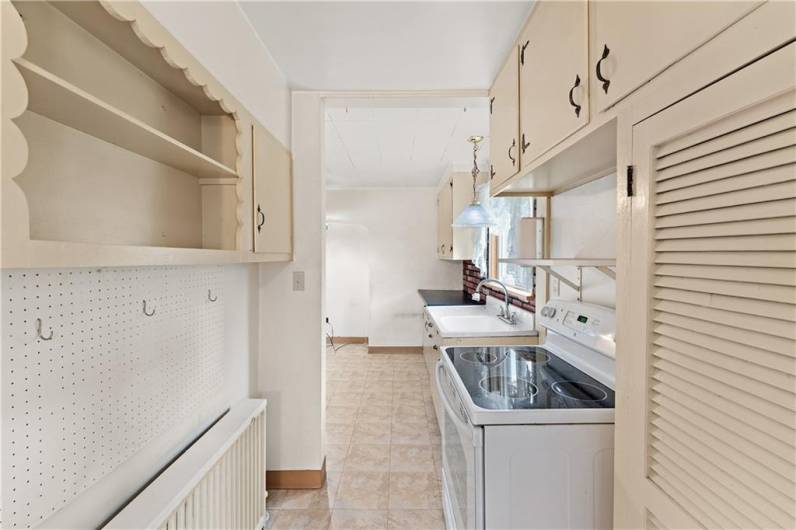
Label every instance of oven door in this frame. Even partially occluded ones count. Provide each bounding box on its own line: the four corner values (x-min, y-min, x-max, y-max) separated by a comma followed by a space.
436, 360, 484, 530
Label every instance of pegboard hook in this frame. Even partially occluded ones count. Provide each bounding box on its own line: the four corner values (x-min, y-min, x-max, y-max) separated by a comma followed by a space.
142, 299, 156, 317
207, 289, 218, 302
35, 318, 53, 341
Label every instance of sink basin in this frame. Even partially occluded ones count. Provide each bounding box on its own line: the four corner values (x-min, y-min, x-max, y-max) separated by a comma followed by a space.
426, 305, 536, 338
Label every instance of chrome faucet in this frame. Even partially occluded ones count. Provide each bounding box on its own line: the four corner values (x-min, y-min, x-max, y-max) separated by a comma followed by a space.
473, 278, 517, 325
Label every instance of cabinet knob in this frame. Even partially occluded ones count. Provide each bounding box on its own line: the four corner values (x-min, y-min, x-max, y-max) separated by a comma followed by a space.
508, 138, 517, 166
595, 44, 611, 94
568, 75, 582, 117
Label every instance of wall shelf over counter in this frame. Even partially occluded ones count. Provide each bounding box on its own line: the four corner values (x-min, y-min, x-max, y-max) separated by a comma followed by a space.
16, 59, 238, 180
499, 258, 616, 301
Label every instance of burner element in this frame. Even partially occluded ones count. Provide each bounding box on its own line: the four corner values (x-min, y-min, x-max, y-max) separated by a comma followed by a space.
552, 381, 608, 402
461, 350, 500, 365
513, 347, 550, 364
480, 376, 538, 400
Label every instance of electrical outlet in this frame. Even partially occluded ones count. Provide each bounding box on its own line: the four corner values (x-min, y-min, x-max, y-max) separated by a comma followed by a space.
292, 271, 305, 291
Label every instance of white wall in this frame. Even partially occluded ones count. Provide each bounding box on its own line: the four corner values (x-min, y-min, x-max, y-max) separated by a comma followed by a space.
326, 188, 463, 347
550, 174, 617, 308
254, 93, 325, 472
325, 222, 370, 338
142, 1, 291, 147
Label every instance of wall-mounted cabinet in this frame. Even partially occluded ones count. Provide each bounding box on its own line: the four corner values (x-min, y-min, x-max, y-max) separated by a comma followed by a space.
2, 0, 292, 268
252, 122, 293, 258
436, 171, 479, 261
488, 46, 520, 188
436, 181, 453, 258
488, 0, 765, 197
519, 0, 589, 166
589, 1, 761, 112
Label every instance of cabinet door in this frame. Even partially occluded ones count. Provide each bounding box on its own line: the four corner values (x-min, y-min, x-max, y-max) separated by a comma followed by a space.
519, 0, 589, 166
436, 182, 452, 258
591, 1, 761, 111
252, 122, 293, 255
615, 45, 796, 530
489, 46, 520, 188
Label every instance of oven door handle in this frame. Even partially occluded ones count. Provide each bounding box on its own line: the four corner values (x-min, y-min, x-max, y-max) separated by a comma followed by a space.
435, 360, 472, 430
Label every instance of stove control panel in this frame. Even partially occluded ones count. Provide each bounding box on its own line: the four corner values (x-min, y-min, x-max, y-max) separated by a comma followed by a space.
538, 299, 616, 358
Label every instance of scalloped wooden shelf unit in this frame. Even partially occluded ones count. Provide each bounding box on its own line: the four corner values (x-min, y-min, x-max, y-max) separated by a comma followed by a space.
52, 0, 228, 116
16, 58, 238, 180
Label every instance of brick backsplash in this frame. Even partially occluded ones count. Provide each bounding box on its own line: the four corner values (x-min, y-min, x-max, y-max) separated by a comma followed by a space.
463, 261, 535, 313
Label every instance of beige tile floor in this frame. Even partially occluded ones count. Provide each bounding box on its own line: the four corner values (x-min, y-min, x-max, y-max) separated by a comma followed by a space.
266, 344, 445, 530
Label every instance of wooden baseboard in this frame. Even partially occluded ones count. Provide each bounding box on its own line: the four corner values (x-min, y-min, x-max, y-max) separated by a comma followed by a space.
368, 346, 423, 354
266, 459, 326, 489
329, 336, 368, 344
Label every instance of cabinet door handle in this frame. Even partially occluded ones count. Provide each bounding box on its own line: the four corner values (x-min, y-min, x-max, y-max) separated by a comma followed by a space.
490, 165, 496, 180
595, 44, 611, 94
521, 133, 530, 154
433, 345, 438, 351
507, 139, 517, 166
256, 205, 265, 233
568, 75, 582, 117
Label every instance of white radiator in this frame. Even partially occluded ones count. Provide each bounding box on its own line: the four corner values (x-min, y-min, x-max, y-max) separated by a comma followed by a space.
105, 399, 267, 530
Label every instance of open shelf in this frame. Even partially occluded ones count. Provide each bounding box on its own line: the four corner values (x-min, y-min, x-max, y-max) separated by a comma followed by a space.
16, 59, 238, 180
500, 258, 616, 267
500, 258, 616, 301
51, 1, 228, 116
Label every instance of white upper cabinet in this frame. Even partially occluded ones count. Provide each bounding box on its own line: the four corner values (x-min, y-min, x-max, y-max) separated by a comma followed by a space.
519, 0, 589, 167
252, 122, 293, 256
436, 181, 453, 258
590, 1, 762, 111
489, 46, 521, 187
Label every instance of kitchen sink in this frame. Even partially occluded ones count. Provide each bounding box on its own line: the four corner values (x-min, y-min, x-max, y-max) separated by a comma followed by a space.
426, 304, 536, 338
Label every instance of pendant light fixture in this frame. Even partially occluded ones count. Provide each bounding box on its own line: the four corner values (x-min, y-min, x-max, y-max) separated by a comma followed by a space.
452, 135, 496, 228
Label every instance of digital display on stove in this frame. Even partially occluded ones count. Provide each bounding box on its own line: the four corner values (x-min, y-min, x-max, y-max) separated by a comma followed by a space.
577, 315, 588, 323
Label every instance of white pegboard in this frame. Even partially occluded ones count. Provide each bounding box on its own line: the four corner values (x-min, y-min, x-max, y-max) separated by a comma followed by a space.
1, 266, 226, 528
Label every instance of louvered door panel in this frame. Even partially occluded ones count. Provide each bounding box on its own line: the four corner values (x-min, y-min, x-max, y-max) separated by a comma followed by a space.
614, 43, 796, 530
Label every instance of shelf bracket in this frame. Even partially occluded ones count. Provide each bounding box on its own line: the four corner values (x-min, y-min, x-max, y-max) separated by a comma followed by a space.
595, 266, 616, 280
537, 265, 582, 301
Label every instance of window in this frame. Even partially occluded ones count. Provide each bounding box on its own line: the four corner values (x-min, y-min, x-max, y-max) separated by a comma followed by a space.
472, 187, 536, 296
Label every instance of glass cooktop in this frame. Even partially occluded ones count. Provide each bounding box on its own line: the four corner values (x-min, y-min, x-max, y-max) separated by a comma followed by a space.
445, 346, 614, 410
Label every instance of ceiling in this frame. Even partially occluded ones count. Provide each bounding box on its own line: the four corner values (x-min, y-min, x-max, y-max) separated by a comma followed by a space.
239, 1, 533, 91
325, 97, 490, 188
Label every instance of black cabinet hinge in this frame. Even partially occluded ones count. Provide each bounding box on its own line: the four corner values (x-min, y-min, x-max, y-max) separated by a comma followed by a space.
489, 97, 495, 115
626, 165, 635, 197
520, 40, 530, 66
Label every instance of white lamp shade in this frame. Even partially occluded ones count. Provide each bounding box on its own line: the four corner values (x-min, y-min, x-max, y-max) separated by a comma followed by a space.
452, 203, 495, 227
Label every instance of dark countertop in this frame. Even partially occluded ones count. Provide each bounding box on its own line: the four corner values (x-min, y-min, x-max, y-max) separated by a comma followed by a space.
418, 289, 484, 307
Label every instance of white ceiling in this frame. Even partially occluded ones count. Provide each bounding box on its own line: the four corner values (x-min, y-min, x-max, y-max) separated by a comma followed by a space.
239, 1, 533, 91
325, 97, 489, 188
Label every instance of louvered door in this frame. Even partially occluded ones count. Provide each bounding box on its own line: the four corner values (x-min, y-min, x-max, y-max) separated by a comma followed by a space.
614, 43, 796, 530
